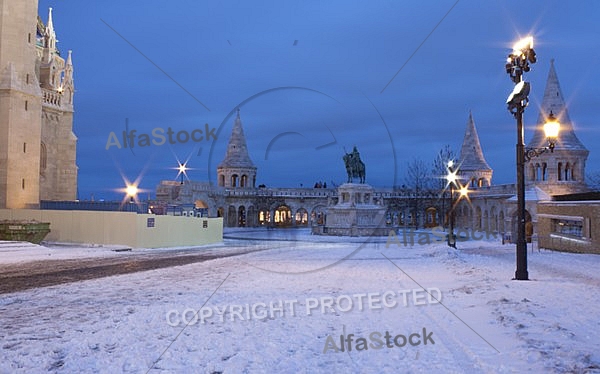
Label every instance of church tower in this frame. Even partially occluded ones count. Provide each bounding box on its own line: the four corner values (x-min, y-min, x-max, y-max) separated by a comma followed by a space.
458, 112, 493, 188
526, 60, 589, 195
0, 3, 77, 208
0, 0, 44, 208
37, 8, 78, 201
217, 109, 257, 188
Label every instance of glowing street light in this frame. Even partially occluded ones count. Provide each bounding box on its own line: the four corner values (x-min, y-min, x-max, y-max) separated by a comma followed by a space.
446, 160, 458, 185
543, 111, 560, 146
176, 162, 188, 185
445, 159, 470, 249
126, 183, 138, 203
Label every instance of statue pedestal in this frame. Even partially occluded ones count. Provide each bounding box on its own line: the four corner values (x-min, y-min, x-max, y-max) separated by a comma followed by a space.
312, 183, 388, 236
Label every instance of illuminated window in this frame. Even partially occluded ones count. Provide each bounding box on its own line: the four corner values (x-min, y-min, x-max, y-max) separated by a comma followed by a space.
552, 219, 583, 238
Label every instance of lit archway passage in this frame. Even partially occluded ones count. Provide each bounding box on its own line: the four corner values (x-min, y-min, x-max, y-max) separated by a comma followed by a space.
274, 205, 292, 226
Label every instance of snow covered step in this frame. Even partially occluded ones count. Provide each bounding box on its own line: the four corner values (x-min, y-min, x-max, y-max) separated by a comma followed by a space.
0, 240, 45, 252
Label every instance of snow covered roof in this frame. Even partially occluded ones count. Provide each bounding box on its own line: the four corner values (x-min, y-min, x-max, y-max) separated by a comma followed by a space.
218, 109, 256, 169
507, 186, 551, 202
459, 112, 492, 171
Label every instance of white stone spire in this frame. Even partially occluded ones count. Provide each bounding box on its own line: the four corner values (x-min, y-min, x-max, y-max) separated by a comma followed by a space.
459, 111, 491, 171
43, 7, 58, 55
216, 109, 257, 188
218, 109, 255, 169
527, 60, 587, 152
457, 111, 493, 187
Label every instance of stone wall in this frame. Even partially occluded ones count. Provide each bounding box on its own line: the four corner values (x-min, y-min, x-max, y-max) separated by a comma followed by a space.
0, 209, 223, 248
537, 201, 600, 254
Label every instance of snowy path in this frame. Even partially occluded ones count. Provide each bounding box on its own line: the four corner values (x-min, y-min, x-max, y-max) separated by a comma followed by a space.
1, 232, 599, 373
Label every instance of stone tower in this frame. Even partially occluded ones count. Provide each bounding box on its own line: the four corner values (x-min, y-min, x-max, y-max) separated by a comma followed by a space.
0, 3, 77, 209
526, 60, 589, 195
217, 109, 256, 188
0, 0, 43, 208
37, 8, 78, 201
458, 112, 493, 188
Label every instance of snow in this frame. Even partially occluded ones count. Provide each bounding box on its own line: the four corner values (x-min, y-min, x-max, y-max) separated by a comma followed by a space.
1, 228, 600, 373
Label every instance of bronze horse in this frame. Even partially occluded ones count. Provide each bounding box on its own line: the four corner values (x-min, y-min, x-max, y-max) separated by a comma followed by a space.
343, 152, 366, 183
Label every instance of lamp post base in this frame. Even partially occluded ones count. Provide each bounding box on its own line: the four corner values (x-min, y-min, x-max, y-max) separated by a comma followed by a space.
514, 270, 529, 281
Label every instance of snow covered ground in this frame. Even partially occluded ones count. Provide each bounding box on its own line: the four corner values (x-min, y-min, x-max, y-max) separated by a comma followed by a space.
1, 228, 600, 373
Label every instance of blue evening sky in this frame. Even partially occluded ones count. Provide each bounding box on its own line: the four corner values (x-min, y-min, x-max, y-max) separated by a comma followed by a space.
38, 0, 600, 200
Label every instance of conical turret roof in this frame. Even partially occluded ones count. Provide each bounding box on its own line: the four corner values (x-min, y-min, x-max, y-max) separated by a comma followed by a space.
218, 109, 255, 169
527, 60, 587, 152
459, 112, 491, 171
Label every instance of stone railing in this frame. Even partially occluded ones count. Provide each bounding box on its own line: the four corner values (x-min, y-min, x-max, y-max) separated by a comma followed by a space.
42, 88, 61, 107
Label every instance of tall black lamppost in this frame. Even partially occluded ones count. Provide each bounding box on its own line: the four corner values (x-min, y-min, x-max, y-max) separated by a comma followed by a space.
446, 160, 458, 248
505, 37, 560, 280
445, 160, 470, 248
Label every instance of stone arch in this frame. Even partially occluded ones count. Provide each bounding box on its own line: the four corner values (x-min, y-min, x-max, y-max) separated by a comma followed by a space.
295, 208, 309, 226
542, 162, 547, 181
238, 206, 246, 227
311, 205, 327, 225
475, 206, 482, 230
227, 205, 236, 227
483, 209, 489, 231
274, 205, 292, 227
425, 207, 437, 228
240, 174, 248, 187
558, 162, 563, 181
247, 205, 257, 227
571, 162, 577, 181
231, 174, 238, 187
490, 206, 498, 232
258, 207, 270, 226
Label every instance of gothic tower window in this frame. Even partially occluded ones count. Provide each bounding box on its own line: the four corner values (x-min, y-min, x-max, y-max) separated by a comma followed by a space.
218, 174, 225, 187
542, 163, 547, 181
558, 162, 563, 181
40, 142, 47, 171
571, 163, 576, 181
231, 174, 238, 187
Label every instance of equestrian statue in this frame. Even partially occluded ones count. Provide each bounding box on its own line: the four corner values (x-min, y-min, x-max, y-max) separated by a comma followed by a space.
343, 146, 366, 184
